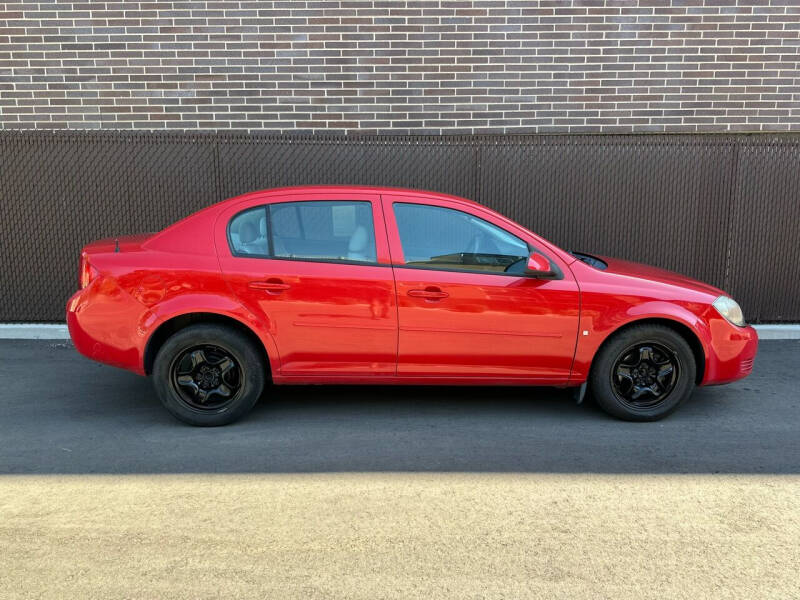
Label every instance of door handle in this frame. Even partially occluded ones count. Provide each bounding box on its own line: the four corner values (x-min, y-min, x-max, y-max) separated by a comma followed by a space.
248, 279, 291, 294
407, 287, 449, 300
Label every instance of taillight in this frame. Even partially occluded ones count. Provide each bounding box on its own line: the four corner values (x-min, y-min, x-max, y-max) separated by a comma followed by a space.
79, 253, 98, 289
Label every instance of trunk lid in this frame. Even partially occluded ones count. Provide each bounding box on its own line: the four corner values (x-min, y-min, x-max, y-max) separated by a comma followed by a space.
82, 233, 155, 255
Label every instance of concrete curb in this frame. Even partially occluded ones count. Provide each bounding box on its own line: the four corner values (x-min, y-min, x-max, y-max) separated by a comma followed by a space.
0, 324, 69, 339
2, 323, 800, 340
753, 325, 800, 340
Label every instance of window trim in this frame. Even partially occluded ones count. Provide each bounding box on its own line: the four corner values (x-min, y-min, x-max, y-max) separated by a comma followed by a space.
226, 200, 381, 266
392, 262, 562, 280
391, 201, 563, 280
265, 204, 275, 257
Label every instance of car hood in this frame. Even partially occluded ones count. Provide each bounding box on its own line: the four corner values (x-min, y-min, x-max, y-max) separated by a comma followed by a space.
596, 255, 725, 298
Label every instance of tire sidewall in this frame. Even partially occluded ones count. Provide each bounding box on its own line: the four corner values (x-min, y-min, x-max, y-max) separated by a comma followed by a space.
153, 324, 266, 426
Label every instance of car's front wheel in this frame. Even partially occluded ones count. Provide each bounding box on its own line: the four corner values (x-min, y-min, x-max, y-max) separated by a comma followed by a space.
589, 324, 696, 421
152, 324, 266, 426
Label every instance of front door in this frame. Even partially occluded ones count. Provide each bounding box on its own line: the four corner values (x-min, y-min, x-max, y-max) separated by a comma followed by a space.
383, 196, 580, 381
218, 194, 397, 376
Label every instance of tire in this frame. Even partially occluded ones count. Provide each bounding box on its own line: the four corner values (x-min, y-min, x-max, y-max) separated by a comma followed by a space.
152, 323, 267, 426
589, 324, 696, 422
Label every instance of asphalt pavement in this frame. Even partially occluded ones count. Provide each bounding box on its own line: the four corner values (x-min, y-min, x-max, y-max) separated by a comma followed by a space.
2, 339, 798, 475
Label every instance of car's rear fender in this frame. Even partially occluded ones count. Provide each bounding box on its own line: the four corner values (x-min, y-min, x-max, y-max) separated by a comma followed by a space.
68, 263, 281, 376
141, 294, 282, 377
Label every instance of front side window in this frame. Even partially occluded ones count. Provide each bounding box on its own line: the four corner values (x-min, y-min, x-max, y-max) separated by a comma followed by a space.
269, 201, 377, 263
394, 203, 530, 274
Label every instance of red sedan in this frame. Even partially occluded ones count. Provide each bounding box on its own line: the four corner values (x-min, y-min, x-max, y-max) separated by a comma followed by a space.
67, 186, 758, 426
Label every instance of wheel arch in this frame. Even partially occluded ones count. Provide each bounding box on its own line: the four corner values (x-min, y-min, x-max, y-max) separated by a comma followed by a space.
143, 312, 273, 378
594, 317, 707, 385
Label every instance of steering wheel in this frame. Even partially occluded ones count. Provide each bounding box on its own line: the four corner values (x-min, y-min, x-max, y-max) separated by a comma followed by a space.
503, 255, 528, 273
466, 235, 481, 255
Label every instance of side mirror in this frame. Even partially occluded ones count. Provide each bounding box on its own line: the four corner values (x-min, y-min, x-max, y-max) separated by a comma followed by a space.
525, 252, 555, 278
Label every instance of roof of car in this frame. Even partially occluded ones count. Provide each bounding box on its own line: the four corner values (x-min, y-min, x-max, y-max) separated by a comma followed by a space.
236, 185, 484, 208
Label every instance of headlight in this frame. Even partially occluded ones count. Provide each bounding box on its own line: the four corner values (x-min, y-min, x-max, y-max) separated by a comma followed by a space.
713, 296, 746, 327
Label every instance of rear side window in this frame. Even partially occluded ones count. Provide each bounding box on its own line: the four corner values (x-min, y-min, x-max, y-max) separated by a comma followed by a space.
270, 201, 376, 262
229, 207, 269, 257
228, 201, 377, 264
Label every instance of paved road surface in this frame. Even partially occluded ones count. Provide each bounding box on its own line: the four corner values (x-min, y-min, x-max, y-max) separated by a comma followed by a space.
0, 340, 798, 474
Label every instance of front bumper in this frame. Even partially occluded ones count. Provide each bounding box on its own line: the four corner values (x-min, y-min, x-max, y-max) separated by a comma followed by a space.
701, 319, 758, 386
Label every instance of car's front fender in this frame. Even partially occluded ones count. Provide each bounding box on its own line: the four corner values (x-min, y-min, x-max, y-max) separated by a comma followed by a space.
569, 298, 713, 385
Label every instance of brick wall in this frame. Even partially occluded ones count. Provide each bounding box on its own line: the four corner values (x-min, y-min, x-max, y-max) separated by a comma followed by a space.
0, 1, 799, 133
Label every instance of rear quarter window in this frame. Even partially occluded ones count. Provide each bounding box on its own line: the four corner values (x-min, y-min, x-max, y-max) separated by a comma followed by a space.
228, 207, 268, 257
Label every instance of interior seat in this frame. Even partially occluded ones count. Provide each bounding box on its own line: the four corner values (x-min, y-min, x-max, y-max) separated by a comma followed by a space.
237, 220, 267, 255
347, 225, 372, 261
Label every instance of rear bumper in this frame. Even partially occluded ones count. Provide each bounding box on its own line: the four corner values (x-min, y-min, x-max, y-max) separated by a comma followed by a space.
701, 321, 758, 386
66, 279, 147, 375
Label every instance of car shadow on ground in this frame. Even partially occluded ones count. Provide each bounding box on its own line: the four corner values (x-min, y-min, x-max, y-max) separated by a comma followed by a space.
1, 340, 798, 475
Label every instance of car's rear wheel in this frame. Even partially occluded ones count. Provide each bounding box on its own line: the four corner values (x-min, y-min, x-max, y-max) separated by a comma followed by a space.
589, 324, 696, 421
152, 324, 266, 426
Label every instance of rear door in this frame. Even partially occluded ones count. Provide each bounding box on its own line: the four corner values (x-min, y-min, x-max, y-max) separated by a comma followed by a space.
217, 192, 398, 377
383, 194, 580, 382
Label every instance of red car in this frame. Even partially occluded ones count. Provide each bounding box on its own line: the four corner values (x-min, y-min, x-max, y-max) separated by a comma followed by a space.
67, 186, 758, 426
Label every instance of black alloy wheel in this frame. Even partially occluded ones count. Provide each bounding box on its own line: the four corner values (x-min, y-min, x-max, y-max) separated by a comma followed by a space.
610, 342, 680, 409
170, 344, 243, 411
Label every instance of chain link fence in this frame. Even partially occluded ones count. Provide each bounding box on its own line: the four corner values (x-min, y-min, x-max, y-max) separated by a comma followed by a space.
1, 131, 798, 322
